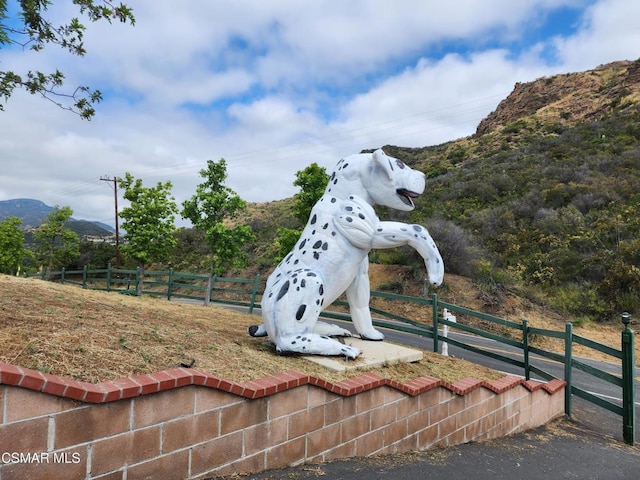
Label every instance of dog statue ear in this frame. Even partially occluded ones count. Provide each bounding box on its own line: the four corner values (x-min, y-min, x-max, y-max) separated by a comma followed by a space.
372, 148, 394, 180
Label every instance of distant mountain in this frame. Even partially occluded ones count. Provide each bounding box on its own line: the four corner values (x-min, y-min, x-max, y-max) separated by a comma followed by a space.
0, 198, 52, 229
0, 198, 115, 236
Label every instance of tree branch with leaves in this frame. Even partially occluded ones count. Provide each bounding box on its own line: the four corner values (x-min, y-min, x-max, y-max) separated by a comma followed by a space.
0, 0, 135, 119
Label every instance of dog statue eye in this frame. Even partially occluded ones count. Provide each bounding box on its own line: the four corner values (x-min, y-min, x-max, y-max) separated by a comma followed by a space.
396, 160, 405, 169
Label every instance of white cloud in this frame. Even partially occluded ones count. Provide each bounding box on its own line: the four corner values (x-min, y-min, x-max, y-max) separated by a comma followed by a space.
552, 0, 640, 71
1, 0, 639, 228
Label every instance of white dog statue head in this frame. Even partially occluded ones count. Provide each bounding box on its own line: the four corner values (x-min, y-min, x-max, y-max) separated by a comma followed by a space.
327, 149, 426, 212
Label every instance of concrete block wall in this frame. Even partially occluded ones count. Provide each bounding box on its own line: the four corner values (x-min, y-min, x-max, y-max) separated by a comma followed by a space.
0, 363, 565, 480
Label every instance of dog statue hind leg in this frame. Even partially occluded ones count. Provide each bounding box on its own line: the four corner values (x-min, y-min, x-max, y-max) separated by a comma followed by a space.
258, 269, 361, 359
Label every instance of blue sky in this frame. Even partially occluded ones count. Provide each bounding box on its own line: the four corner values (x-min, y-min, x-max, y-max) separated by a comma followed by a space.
1, 0, 639, 227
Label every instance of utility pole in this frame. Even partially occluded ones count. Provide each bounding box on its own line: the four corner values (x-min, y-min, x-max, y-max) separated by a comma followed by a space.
100, 176, 121, 266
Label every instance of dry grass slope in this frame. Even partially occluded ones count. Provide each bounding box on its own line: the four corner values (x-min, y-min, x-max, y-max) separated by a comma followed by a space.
0, 275, 503, 385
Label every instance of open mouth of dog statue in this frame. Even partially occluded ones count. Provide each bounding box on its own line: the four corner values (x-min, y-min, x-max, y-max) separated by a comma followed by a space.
248, 149, 444, 359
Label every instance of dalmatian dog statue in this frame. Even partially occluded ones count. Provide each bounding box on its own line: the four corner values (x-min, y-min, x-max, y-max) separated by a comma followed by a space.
248, 149, 444, 359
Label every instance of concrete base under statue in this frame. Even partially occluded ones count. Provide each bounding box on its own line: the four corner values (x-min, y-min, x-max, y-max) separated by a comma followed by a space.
304, 337, 423, 372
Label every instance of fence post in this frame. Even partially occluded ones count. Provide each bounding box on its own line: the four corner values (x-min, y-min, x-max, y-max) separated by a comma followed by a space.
60, 267, 66, 284
82, 265, 88, 289
564, 322, 573, 418
167, 268, 174, 301
249, 274, 260, 314
522, 318, 530, 380
207, 275, 218, 305
621, 312, 636, 445
432, 293, 439, 353
106, 263, 112, 292
441, 309, 457, 356
135, 266, 141, 294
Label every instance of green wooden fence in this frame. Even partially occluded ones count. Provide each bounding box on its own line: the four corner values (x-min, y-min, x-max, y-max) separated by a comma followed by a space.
38, 266, 635, 444
42, 264, 261, 314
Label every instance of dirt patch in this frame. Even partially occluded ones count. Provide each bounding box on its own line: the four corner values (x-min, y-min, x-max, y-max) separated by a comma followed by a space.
0, 275, 502, 385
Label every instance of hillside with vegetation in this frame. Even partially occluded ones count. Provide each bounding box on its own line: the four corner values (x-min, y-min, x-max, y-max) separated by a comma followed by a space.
241, 59, 640, 323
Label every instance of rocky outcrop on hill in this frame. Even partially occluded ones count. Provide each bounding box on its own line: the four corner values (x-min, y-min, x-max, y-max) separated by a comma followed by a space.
475, 59, 640, 136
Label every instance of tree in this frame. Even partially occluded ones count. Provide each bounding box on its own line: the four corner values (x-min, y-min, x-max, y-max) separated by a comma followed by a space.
181, 159, 255, 304
292, 162, 329, 223
275, 163, 329, 260
0, 0, 135, 119
0, 216, 33, 275
34, 206, 80, 278
118, 173, 178, 294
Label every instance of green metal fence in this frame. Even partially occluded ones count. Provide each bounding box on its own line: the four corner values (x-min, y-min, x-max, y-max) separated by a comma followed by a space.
38, 267, 635, 444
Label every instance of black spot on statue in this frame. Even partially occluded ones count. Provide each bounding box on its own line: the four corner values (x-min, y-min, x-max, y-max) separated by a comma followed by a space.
276, 280, 290, 301
248, 325, 260, 336
296, 304, 306, 320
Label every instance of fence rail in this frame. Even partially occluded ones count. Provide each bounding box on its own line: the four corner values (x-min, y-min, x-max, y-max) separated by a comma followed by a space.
37, 265, 635, 445
40, 264, 261, 314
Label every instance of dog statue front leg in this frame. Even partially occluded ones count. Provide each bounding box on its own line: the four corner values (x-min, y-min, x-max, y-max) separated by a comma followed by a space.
346, 259, 385, 341
372, 221, 445, 286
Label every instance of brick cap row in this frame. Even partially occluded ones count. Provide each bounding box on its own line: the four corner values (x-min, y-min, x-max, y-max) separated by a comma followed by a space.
0, 362, 565, 404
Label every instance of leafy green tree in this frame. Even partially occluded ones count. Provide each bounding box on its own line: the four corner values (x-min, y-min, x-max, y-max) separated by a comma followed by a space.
0, 0, 135, 119
34, 206, 80, 278
0, 216, 33, 275
181, 159, 254, 304
292, 162, 329, 223
275, 163, 329, 260
118, 173, 178, 294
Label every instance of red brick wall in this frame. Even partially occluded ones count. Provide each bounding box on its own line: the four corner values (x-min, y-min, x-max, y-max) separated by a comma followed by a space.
0, 363, 565, 480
